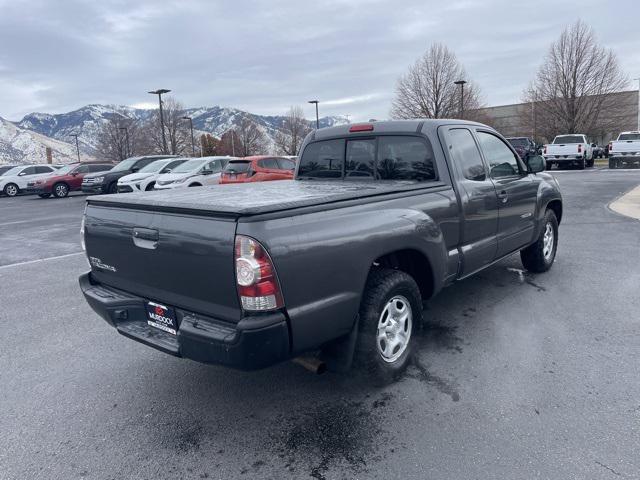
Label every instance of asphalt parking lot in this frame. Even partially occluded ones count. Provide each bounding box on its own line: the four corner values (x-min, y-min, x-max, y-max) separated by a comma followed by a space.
2, 169, 640, 480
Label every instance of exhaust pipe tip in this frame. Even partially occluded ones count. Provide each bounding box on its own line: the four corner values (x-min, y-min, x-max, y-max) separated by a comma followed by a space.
292, 356, 327, 375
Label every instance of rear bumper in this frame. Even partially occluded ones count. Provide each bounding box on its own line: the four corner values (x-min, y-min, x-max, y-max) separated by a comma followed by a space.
79, 272, 290, 370
610, 154, 640, 162
544, 155, 583, 162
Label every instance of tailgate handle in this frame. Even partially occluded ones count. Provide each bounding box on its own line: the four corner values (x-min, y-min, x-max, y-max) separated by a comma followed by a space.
132, 228, 159, 249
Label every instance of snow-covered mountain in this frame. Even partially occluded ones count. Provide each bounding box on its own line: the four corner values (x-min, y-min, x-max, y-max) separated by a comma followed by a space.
0, 116, 86, 165
16, 104, 348, 156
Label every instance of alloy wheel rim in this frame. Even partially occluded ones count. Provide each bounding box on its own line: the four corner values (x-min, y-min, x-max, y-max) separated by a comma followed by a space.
56, 185, 67, 196
543, 222, 554, 261
6, 185, 17, 196
376, 295, 413, 363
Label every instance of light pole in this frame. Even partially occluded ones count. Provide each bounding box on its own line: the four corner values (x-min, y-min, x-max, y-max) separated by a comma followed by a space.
308, 100, 319, 129
119, 127, 130, 159
148, 89, 171, 154
226, 129, 236, 156
69, 134, 81, 162
454, 80, 467, 119
182, 116, 195, 156
635, 77, 640, 131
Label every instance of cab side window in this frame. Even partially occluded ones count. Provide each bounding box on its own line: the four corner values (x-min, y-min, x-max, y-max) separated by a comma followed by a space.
258, 158, 279, 170
207, 160, 223, 172
447, 128, 486, 181
75, 165, 90, 174
277, 158, 296, 170
477, 131, 522, 178
22, 167, 37, 175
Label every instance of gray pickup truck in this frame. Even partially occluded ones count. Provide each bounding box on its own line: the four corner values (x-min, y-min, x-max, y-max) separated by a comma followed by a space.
80, 120, 562, 382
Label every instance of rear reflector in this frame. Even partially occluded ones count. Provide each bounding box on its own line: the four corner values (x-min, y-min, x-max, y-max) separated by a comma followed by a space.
349, 124, 374, 132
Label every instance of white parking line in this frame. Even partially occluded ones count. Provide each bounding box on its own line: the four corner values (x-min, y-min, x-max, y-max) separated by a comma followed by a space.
0, 252, 84, 270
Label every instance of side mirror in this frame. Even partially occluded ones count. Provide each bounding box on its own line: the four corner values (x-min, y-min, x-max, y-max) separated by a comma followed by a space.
131, 167, 140, 173
18, 172, 26, 176
71, 172, 79, 177
527, 155, 546, 173
591, 143, 597, 148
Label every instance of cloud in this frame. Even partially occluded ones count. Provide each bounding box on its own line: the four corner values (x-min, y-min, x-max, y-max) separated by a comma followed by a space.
0, 0, 637, 121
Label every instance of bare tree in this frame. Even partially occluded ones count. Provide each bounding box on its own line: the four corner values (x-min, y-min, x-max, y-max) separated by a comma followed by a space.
140, 97, 190, 155
391, 43, 483, 120
217, 130, 242, 156
95, 111, 143, 162
274, 106, 311, 155
200, 133, 219, 156
236, 117, 268, 156
522, 20, 628, 141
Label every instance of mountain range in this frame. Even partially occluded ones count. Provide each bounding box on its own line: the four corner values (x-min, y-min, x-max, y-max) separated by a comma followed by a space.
0, 104, 348, 164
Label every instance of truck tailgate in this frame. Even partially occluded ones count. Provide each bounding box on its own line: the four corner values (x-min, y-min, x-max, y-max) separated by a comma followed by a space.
84, 203, 241, 322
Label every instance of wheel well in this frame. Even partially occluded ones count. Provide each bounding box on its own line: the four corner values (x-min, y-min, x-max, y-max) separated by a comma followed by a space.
546, 200, 562, 224
54, 181, 68, 188
373, 249, 434, 300
145, 181, 155, 191
189, 183, 202, 187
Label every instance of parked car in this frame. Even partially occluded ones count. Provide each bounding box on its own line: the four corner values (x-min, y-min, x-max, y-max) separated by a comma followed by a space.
592, 144, 605, 159
608, 131, 640, 169
26, 162, 114, 198
117, 158, 187, 193
79, 119, 562, 383
81, 155, 176, 195
506, 137, 537, 161
220, 156, 296, 184
543, 134, 594, 169
0, 165, 18, 176
154, 156, 232, 190
0, 164, 58, 197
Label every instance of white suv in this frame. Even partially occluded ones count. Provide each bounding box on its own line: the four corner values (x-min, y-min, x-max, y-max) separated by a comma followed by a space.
117, 158, 187, 193
154, 157, 233, 190
0, 164, 57, 197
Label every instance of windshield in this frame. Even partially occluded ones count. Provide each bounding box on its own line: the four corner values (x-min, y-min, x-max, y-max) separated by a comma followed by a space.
507, 138, 528, 147
224, 161, 251, 173
553, 135, 584, 144
619, 133, 640, 141
3, 166, 24, 176
53, 165, 76, 175
138, 159, 172, 173
110, 157, 139, 172
171, 159, 206, 173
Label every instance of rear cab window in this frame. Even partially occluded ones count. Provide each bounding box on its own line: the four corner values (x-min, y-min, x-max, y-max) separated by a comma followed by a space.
619, 133, 640, 141
298, 135, 436, 181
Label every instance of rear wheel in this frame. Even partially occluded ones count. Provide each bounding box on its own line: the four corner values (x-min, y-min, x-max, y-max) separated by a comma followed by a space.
609, 158, 618, 169
3, 183, 19, 197
577, 158, 586, 170
520, 209, 558, 273
354, 268, 421, 384
53, 182, 69, 198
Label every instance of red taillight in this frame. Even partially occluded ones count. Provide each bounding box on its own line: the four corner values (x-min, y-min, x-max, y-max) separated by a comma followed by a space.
608, 142, 613, 152
577, 144, 582, 153
349, 124, 374, 132
543, 145, 547, 154
234, 235, 283, 311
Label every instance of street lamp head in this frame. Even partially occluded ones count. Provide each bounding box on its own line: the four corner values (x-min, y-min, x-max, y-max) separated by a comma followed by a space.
181, 116, 191, 120
454, 80, 467, 86
308, 100, 319, 105
148, 89, 171, 95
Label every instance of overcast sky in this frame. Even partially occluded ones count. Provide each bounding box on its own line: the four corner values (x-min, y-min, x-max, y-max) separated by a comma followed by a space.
0, 0, 638, 121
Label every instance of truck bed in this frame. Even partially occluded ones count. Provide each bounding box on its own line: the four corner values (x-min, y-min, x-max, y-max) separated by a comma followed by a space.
87, 179, 445, 216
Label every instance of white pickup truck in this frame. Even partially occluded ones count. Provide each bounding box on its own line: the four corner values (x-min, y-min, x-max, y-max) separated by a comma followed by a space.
543, 134, 593, 170
608, 131, 640, 169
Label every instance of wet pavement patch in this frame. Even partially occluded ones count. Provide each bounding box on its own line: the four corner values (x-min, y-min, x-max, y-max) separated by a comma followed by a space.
418, 322, 464, 353
272, 397, 387, 479
407, 359, 461, 402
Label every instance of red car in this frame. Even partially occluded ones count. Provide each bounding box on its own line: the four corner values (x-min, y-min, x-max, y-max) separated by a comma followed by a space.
26, 161, 114, 198
219, 156, 296, 184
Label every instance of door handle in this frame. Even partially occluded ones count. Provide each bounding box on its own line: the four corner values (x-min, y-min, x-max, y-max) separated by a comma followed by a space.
497, 190, 508, 203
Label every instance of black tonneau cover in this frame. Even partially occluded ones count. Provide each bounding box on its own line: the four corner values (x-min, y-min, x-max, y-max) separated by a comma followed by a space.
87, 180, 446, 216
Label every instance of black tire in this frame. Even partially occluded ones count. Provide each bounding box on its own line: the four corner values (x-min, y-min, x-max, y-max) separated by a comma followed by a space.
587, 157, 594, 167
577, 158, 585, 170
107, 182, 117, 194
520, 209, 558, 273
188, 183, 202, 187
38, 193, 51, 198
53, 182, 69, 198
354, 268, 421, 385
3, 183, 19, 197
145, 182, 155, 191
609, 158, 616, 169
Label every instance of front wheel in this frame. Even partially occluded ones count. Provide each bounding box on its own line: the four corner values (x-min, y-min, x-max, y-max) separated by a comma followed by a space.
520, 209, 558, 273
107, 182, 117, 194
354, 268, 421, 384
3, 183, 19, 197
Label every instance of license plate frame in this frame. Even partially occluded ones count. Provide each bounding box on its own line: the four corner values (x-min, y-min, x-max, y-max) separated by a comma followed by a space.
145, 301, 179, 335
